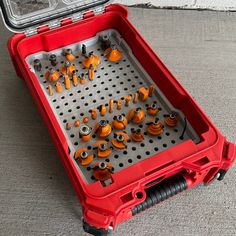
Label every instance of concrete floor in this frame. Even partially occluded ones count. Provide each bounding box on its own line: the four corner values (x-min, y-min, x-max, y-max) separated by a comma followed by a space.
0, 8, 235, 236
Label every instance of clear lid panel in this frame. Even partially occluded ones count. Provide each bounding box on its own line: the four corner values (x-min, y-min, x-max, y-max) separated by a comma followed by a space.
0, 0, 110, 31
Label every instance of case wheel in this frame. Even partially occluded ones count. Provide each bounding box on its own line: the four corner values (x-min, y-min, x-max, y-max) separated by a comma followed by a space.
83, 220, 110, 236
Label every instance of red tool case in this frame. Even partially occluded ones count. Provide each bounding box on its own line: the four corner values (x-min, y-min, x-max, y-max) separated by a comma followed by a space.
1, 1, 235, 235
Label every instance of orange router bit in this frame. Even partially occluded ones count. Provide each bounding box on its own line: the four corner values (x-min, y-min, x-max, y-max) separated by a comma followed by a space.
112, 114, 128, 130
49, 54, 58, 67
55, 82, 62, 93
74, 119, 80, 127
124, 95, 132, 107
80, 73, 86, 85
72, 70, 78, 87
133, 92, 139, 104
66, 122, 71, 130
82, 52, 100, 69
94, 120, 112, 138
128, 107, 146, 124
99, 105, 107, 116
45, 68, 60, 82
147, 103, 159, 116
148, 84, 155, 97
146, 118, 164, 136
48, 84, 54, 96
109, 99, 114, 113
93, 141, 112, 158
90, 109, 97, 120
74, 148, 94, 166
88, 64, 95, 81
79, 125, 92, 142
83, 117, 89, 124
93, 162, 113, 181
111, 132, 130, 150
165, 113, 178, 127
104, 44, 123, 63
131, 128, 144, 142
64, 75, 71, 90
63, 48, 75, 62
116, 100, 122, 110
61, 61, 76, 76
138, 87, 149, 102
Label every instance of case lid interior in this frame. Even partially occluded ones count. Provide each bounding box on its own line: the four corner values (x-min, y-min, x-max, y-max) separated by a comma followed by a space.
0, 0, 110, 32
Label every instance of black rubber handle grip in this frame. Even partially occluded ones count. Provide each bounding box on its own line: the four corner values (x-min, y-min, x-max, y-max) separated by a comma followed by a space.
132, 175, 187, 216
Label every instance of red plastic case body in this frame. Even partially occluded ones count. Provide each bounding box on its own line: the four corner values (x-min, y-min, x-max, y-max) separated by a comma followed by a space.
7, 4, 236, 233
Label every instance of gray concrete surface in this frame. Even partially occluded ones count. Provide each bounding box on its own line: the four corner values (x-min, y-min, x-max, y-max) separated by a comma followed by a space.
0, 8, 236, 236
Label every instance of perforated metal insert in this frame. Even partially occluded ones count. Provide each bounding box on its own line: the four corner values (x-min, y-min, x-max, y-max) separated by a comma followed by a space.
26, 29, 200, 184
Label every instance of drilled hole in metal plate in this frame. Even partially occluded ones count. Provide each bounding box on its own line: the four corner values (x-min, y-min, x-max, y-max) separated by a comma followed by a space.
119, 163, 124, 167
114, 155, 119, 159
128, 159, 132, 163
70, 134, 75, 138
154, 147, 159, 151
63, 119, 67, 123
146, 151, 150, 155
132, 147, 136, 151
137, 155, 142, 159
163, 144, 167, 148
171, 140, 176, 144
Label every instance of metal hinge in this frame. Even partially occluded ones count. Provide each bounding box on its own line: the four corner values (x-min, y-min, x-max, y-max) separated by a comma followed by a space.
25, 6, 106, 37
72, 5, 105, 22
25, 27, 38, 37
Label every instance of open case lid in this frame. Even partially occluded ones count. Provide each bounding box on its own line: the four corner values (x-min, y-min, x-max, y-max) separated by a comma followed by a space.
0, 0, 110, 33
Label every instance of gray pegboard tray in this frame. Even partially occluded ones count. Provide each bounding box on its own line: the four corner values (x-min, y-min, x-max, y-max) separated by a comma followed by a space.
26, 29, 200, 184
